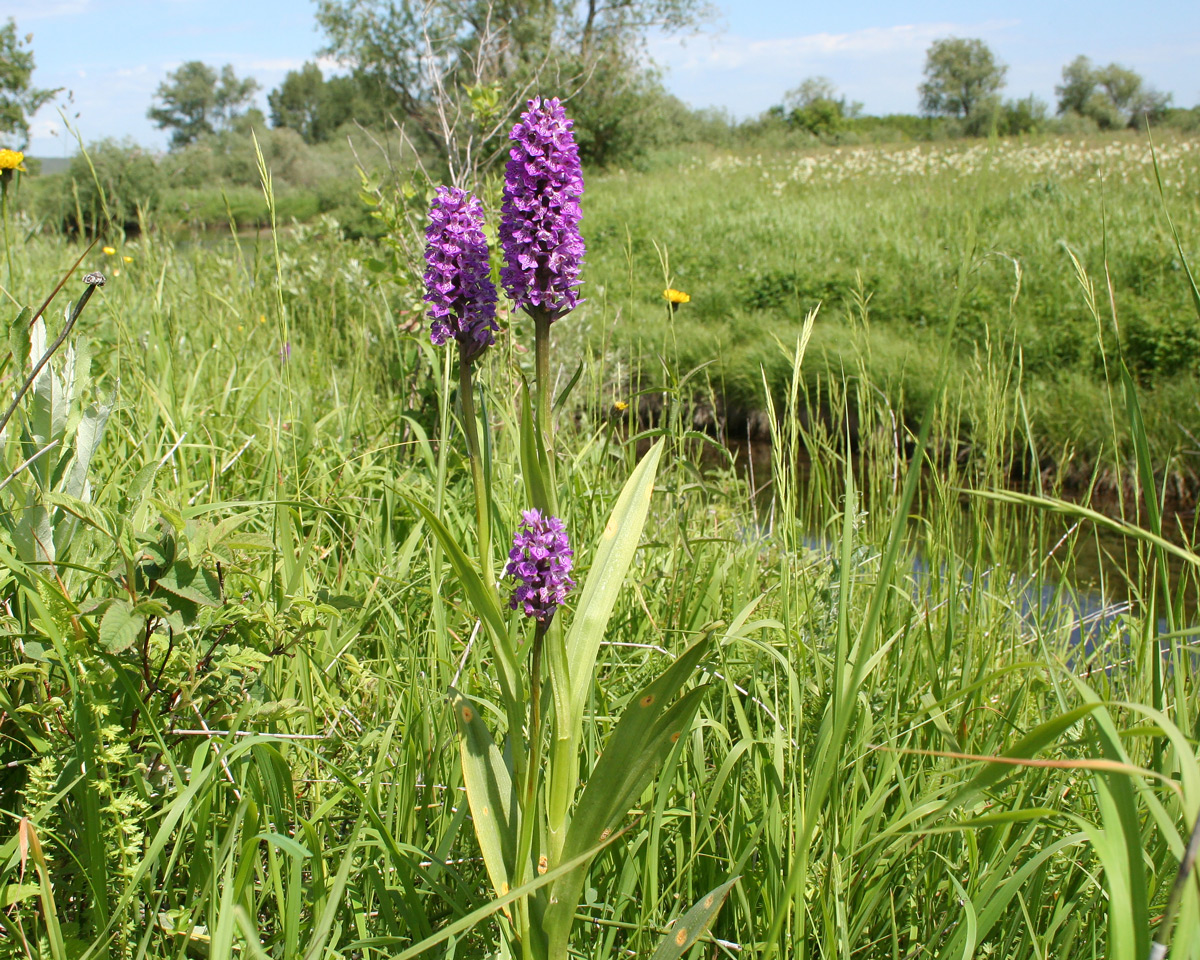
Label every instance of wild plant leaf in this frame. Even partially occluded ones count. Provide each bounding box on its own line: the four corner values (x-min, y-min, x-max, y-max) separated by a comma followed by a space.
383, 824, 627, 960
194, 512, 255, 558
14, 503, 54, 566
45, 491, 110, 538
563, 438, 664, 724
650, 877, 739, 960
7, 305, 31, 378
123, 460, 158, 510
301, 811, 364, 960
552, 359, 585, 415
153, 560, 222, 608
98, 598, 142, 654
449, 688, 515, 904
18, 819, 66, 960
563, 635, 711, 848
28, 318, 65, 448
1067, 680, 1151, 959
0, 882, 40, 908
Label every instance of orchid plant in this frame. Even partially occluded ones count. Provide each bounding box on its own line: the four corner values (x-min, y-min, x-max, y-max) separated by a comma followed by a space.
409, 97, 733, 959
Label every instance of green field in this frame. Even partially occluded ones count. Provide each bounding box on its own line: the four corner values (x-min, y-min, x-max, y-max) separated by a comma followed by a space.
2, 131, 1200, 958
581, 134, 1200, 474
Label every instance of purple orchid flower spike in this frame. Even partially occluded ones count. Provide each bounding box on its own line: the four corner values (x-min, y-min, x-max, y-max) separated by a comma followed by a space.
422, 185, 499, 361
506, 508, 575, 623
499, 97, 586, 322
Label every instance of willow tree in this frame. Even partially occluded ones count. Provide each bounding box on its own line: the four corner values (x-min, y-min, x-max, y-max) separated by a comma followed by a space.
314, 0, 713, 172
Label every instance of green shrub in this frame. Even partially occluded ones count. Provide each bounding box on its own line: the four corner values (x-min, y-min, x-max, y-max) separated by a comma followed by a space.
58, 138, 164, 236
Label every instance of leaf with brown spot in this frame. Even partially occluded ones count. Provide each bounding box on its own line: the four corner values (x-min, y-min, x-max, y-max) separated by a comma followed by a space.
650, 877, 739, 960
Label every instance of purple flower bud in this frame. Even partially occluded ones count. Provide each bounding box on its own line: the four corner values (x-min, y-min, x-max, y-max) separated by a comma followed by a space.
422, 186, 499, 361
499, 97, 585, 322
505, 508, 575, 623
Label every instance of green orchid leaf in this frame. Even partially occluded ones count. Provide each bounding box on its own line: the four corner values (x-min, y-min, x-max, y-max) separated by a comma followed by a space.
544, 632, 712, 955
449, 688, 516, 905
650, 877, 739, 960
562, 438, 664, 726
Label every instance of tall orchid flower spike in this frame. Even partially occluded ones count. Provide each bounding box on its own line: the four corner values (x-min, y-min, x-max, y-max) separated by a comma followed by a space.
422, 185, 500, 587
499, 97, 585, 322
422, 185, 499, 362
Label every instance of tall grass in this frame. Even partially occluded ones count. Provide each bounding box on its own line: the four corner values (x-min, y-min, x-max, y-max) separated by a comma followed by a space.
0, 133, 1198, 958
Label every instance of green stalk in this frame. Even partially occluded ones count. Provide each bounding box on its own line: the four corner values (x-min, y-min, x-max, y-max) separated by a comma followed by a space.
1, 179, 13, 288
516, 620, 548, 960
533, 308, 557, 508
458, 350, 494, 589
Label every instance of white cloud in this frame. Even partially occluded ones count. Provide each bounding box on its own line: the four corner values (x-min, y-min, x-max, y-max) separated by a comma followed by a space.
240, 55, 340, 74
653, 19, 1023, 116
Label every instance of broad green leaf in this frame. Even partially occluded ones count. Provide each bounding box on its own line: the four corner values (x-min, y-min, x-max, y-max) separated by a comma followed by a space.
1067, 680, 1151, 959
562, 636, 711, 851
650, 877, 739, 960
563, 438, 664, 723
384, 825, 626, 960
0, 883, 39, 908
99, 598, 142, 654
154, 560, 222, 608
545, 635, 711, 955
28, 317, 65, 448
7, 305, 31, 378
449, 688, 515, 904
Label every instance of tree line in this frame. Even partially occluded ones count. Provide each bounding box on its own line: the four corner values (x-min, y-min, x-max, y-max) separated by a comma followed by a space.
0, 7, 1196, 175
773, 37, 1180, 140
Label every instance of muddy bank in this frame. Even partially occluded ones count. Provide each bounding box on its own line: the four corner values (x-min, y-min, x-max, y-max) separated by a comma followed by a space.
619, 390, 1200, 526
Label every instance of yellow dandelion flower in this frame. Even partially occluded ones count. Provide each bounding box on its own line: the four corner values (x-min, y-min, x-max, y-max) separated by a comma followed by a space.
614, 400, 629, 411
258, 314, 267, 324
123, 255, 133, 263
0, 149, 25, 172
102, 246, 116, 256
663, 288, 690, 305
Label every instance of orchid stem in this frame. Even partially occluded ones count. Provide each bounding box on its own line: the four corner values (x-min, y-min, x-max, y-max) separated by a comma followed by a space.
515, 619, 548, 958
458, 350, 493, 589
533, 308, 557, 507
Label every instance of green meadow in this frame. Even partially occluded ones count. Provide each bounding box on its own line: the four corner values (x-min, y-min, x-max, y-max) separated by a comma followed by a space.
2, 129, 1200, 958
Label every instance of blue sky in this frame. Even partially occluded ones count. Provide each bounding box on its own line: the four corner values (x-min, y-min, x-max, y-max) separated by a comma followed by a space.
4, 0, 1199, 156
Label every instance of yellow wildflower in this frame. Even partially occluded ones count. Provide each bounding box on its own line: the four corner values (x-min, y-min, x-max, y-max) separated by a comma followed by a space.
663, 288, 690, 304
102, 246, 116, 256
258, 314, 267, 324
123, 255, 133, 263
614, 400, 629, 412
0, 150, 25, 172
